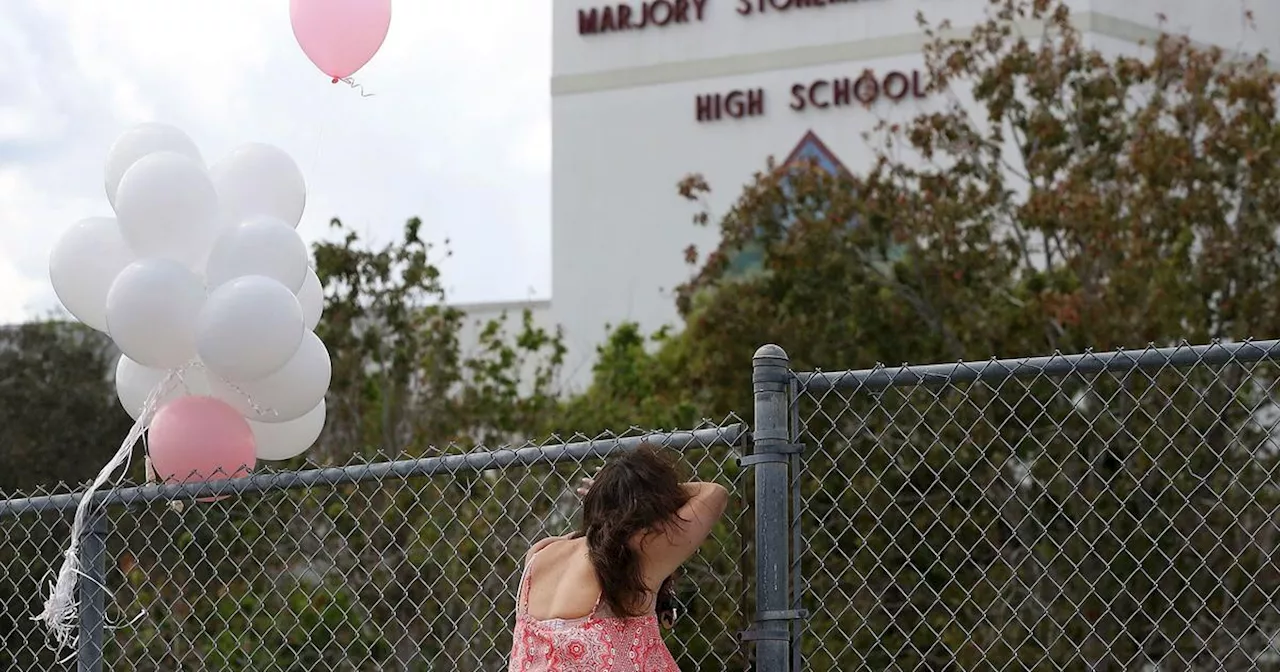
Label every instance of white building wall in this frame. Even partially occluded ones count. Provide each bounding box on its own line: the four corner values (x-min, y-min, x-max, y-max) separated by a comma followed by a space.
552, 52, 943, 386
548, 0, 1273, 392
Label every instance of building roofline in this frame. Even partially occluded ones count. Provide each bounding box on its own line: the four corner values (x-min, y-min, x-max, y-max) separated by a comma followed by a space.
451, 298, 552, 314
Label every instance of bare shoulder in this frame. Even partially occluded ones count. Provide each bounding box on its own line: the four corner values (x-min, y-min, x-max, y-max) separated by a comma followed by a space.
527, 534, 571, 559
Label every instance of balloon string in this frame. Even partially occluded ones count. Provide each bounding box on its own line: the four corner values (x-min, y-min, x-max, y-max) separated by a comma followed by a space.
34, 360, 276, 649
336, 77, 375, 97
214, 374, 278, 421
177, 359, 276, 421
33, 365, 186, 650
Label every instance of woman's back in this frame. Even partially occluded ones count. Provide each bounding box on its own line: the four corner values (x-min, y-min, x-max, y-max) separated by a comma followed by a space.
507, 446, 728, 671
522, 537, 603, 621
509, 536, 679, 672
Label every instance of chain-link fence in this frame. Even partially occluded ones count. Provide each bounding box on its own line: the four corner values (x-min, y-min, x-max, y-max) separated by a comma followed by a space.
788, 339, 1280, 670
12, 339, 1280, 672
0, 421, 751, 671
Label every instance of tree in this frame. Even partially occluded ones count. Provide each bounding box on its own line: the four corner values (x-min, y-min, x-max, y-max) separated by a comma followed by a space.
312, 216, 565, 461
103, 217, 580, 671
0, 321, 132, 494
673, 0, 1280, 381
554, 323, 703, 435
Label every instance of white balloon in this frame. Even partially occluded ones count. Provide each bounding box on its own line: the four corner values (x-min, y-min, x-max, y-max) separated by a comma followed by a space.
209, 331, 330, 423
211, 143, 306, 228
205, 216, 309, 291
48, 217, 135, 332
115, 355, 212, 422
105, 259, 206, 368
296, 266, 323, 332
197, 275, 304, 383
104, 123, 203, 208
114, 151, 221, 269
250, 400, 325, 461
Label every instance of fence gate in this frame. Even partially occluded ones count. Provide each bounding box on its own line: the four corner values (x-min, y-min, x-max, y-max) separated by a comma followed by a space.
780, 339, 1280, 671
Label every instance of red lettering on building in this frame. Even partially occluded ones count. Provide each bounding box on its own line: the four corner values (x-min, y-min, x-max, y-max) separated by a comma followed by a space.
696, 89, 766, 122
882, 71, 911, 99
789, 70, 926, 111
579, 0, 708, 35
832, 77, 851, 106
737, 0, 859, 16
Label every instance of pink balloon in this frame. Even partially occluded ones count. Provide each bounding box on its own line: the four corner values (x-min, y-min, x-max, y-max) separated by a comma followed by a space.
149, 396, 257, 488
290, 0, 392, 81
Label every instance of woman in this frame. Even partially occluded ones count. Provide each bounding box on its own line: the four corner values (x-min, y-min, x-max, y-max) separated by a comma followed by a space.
508, 444, 729, 671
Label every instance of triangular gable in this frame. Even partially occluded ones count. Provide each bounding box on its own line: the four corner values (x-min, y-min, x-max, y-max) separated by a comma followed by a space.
720, 132, 865, 280
780, 130, 849, 176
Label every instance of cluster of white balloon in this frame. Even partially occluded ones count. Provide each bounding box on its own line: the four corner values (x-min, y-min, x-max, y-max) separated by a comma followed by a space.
49, 123, 330, 479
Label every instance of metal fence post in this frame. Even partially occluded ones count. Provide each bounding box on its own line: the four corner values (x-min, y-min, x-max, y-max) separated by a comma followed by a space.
78, 511, 108, 672
745, 344, 794, 671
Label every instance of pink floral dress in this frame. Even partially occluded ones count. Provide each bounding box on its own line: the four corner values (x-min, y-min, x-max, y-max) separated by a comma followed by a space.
508, 549, 681, 672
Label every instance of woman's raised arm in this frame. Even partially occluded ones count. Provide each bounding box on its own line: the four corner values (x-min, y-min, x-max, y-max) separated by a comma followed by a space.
638, 481, 728, 579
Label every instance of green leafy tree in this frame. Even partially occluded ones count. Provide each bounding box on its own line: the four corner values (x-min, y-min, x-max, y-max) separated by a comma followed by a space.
554, 323, 702, 435
678, 1, 1280, 375
312, 216, 564, 459
0, 321, 132, 494
107, 217, 574, 671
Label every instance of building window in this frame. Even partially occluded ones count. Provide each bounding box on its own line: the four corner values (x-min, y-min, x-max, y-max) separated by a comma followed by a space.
724, 131, 852, 279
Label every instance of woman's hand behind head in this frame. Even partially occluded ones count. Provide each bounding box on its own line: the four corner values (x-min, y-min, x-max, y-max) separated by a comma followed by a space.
635, 481, 729, 580
581, 446, 723, 617
574, 466, 601, 498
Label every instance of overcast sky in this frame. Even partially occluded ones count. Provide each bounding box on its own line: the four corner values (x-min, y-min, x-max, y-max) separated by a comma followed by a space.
0, 0, 551, 324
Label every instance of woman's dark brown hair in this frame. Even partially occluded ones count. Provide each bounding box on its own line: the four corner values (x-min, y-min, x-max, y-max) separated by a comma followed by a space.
576, 444, 691, 617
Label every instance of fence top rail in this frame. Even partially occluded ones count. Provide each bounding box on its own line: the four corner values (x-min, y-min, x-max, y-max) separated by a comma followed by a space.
0, 424, 746, 518
794, 339, 1280, 393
